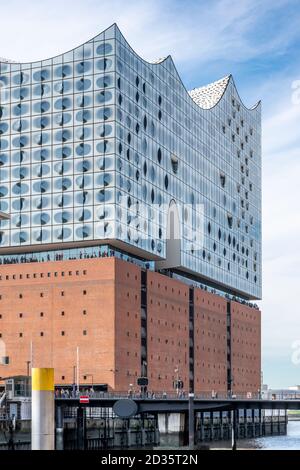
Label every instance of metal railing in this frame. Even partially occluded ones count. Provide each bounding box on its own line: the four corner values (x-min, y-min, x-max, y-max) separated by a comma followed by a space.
55, 390, 270, 400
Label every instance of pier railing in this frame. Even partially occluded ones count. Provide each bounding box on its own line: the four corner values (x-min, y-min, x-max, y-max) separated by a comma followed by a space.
54, 390, 289, 400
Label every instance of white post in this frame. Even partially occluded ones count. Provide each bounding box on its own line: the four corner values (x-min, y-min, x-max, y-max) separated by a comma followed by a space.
76, 347, 80, 394
31, 368, 55, 450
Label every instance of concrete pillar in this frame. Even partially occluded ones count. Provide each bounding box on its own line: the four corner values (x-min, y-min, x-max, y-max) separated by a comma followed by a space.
55, 406, 64, 450
141, 427, 147, 446
231, 409, 237, 451
127, 428, 132, 447
76, 407, 86, 450
31, 368, 55, 450
155, 428, 160, 446
188, 393, 195, 449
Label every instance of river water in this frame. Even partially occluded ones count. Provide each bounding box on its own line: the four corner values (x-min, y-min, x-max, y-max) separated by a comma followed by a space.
210, 420, 300, 450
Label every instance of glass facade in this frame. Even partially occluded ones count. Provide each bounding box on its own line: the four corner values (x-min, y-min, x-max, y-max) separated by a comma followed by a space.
0, 24, 261, 300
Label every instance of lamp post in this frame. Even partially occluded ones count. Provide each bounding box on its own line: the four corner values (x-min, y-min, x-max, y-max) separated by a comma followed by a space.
174, 366, 179, 396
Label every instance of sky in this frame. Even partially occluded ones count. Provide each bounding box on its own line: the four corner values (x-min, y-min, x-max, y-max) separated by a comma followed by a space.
1, 0, 300, 388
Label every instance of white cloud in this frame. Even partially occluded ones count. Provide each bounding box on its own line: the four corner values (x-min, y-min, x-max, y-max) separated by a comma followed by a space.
259, 67, 300, 386
0, 0, 297, 66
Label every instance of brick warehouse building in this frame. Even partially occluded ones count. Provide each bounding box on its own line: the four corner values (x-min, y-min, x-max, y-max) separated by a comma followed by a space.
0, 256, 260, 393
0, 24, 261, 394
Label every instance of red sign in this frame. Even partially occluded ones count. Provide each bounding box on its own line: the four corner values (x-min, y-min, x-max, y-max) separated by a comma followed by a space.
79, 395, 90, 404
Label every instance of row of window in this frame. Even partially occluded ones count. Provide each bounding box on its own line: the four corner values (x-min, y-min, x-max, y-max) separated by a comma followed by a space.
0, 269, 87, 281
0, 310, 88, 318
0, 330, 88, 338
0, 289, 88, 299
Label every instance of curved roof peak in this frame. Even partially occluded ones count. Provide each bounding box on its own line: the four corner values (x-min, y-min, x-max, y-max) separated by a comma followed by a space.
189, 75, 231, 110
149, 56, 169, 64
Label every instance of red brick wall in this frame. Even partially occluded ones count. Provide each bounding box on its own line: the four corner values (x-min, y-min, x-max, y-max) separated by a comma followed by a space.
0, 256, 261, 394
114, 260, 141, 392
0, 258, 117, 387
194, 289, 227, 394
146, 272, 189, 393
231, 301, 261, 393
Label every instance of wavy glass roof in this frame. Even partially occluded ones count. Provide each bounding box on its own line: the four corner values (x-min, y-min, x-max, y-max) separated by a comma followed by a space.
0, 23, 262, 300
189, 75, 231, 110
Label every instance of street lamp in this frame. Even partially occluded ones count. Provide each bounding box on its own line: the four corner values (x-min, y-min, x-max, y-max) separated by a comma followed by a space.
174, 366, 180, 396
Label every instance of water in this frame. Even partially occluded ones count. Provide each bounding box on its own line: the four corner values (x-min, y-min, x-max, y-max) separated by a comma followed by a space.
210, 421, 300, 450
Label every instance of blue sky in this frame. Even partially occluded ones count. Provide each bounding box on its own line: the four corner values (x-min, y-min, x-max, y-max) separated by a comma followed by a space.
1, 0, 300, 388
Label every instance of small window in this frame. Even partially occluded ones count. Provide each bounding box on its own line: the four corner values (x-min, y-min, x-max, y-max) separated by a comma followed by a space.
170, 154, 179, 174
83, 290, 87, 295
83, 330, 87, 336
40, 332, 44, 337
220, 173, 226, 187
19, 333, 23, 338
19, 294, 23, 299
61, 331, 65, 336
40, 312, 44, 317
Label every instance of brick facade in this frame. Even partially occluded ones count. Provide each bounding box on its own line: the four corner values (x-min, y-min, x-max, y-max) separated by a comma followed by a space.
146, 271, 190, 393
0, 257, 261, 393
194, 289, 228, 394
231, 301, 261, 394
